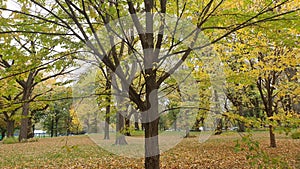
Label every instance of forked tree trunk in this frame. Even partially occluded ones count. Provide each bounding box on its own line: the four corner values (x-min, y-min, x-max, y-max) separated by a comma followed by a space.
6, 120, 15, 138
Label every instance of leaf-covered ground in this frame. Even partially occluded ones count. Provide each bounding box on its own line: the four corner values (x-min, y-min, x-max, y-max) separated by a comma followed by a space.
0, 131, 299, 169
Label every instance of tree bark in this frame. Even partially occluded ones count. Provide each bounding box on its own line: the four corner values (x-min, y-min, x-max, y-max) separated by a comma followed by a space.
214, 118, 223, 135
115, 111, 127, 145
18, 72, 34, 142
125, 116, 131, 136
104, 113, 110, 139
269, 125, 276, 148
1, 130, 5, 140
237, 121, 246, 132
55, 117, 59, 137
19, 100, 30, 141
134, 112, 140, 130
237, 106, 246, 132
50, 118, 54, 137
104, 68, 111, 140
27, 117, 34, 139
6, 120, 15, 138
143, 85, 160, 169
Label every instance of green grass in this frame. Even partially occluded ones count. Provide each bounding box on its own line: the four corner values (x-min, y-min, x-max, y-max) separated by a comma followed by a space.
2, 137, 18, 144
291, 131, 300, 139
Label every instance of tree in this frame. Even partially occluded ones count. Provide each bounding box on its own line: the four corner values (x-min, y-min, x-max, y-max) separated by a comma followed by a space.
42, 87, 73, 137
220, 24, 300, 147
0, 32, 75, 141
0, 78, 22, 138
1, 0, 299, 168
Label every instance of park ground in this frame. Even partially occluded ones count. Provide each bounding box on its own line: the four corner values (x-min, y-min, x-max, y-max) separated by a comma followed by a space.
0, 131, 299, 169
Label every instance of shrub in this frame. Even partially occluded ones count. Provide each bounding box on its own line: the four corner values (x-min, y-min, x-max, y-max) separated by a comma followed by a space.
28, 138, 39, 142
3, 137, 18, 144
291, 131, 300, 139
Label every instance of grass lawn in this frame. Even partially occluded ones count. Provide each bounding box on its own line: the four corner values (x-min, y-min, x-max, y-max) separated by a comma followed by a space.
0, 131, 299, 169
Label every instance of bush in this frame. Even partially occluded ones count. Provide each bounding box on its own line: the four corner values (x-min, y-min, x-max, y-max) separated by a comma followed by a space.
3, 137, 18, 144
28, 138, 39, 142
291, 131, 300, 139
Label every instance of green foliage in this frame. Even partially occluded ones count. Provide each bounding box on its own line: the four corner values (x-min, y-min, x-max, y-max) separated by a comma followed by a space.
2, 137, 18, 144
291, 131, 300, 139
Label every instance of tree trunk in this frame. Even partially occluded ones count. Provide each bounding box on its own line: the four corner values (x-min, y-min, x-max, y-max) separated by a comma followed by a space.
214, 118, 223, 135
237, 121, 246, 132
104, 68, 111, 140
184, 110, 190, 137
125, 117, 131, 136
115, 111, 127, 145
19, 101, 30, 141
143, 88, 160, 169
269, 125, 276, 148
1, 130, 5, 140
144, 118, 160, 169
50, 118, 54, 137
6, 120, 15, 138
27, 117, 34, 139
104, 113, 110, 139
134, 112, 140, 131
55, 117, 59, 137
237, 106, 246, 132
94, 112, 98, 133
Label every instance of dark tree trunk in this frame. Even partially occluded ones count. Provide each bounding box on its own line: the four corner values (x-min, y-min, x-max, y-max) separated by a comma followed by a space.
55, 117, 59, 137
143, 81, 160, 169
27, 117, 34, 139
237, 106, 246, 132
269, 125, 276, 148
1, 130, 5, 140
18, 72, 34, 142
144, 118, 160, 169
214, 118, 223, 135
6, 120, 15, 138
193, 118, 200, 131
237, 121, 246, 132
125, 117, 131, 136
134, 112, 140, 131
19, 101, 30, 141
142, 123, 145, 130
213, 90, 222, 135
104, 113, 110, 139
104, 68, 111, 140
115, 111, 127, 145
50, 118, 54, 137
